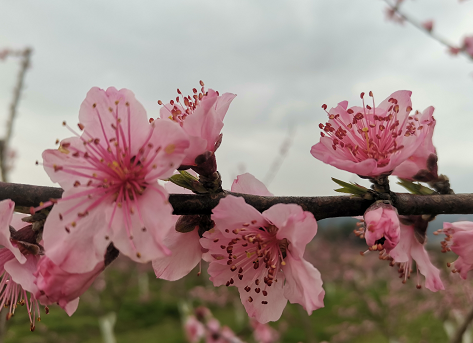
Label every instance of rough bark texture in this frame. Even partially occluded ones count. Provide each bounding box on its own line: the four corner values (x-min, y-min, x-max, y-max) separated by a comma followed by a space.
2, 182, 473, 220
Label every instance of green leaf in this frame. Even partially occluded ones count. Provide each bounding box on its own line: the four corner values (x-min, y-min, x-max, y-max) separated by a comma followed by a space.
397, 178, 435, 195
167, 174, 195, 191
331, 177, 369, 197
167, 171, 209, 193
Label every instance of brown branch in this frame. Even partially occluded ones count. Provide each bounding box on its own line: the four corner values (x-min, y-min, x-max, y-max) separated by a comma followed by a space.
1, 182, 473, 221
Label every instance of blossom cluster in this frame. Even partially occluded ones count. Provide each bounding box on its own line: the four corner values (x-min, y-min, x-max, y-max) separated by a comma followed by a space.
2, 85, 473, 338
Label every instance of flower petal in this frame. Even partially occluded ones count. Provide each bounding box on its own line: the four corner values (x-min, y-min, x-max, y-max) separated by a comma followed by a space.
109, 185, 174, 264
152, 228, 202, 281
43, 190, 110, 273
410, 239, 444, 292
231, 173, 273, 196
211, 195, 266, 239
264, 204, 317, 257
5, 254, 39, 294
0, 200, 26, 264
64, 297, 80, 316
239, 274, 287, 323
145, 119, 190, 180
79, 87, 150, 157
282, 252, 325, 314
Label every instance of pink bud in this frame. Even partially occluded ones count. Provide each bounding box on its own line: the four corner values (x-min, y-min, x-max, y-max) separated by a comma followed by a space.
364, 201, 400, 253
422, 20, 434, 32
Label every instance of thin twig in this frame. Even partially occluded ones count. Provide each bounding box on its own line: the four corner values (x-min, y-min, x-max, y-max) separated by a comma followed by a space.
383, 0, 471, 59
0, 48, 32, 182
263, 125, 295, 186
2, 182, 473, 221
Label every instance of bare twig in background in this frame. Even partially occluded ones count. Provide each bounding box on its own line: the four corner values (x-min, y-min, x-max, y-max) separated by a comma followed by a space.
0, 47, 32, 182
383, 0, 472, 59
263, 125, 295, 187
450, 305, 473, 343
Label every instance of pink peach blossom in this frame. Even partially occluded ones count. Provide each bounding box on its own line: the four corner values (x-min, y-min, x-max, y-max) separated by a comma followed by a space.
184, 315, 205, 343
311, 91, 430, 177
0, 200, 52, 330
153, 173, 271, 281
388, 221, 444, 291
34, 256, 103, 313
205, 318, 242, 343
201, 196, 324, 323
439, 221, 473, 279
363, 201, 400, 254
463, 36, 473, 57
251, 319, 280, 343
160, 82, 236, 167
392, 107, 437, 181
422, 20, 434, 32
39, 87, 190, 274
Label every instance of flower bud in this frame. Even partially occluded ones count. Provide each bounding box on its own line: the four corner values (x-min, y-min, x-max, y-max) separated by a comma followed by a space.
364, 200, 400, 253
175, 215, 201, 233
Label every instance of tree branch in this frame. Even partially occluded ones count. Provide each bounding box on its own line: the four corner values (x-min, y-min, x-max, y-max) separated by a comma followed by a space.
1, 47, 32, 182
1, 182, 473, 221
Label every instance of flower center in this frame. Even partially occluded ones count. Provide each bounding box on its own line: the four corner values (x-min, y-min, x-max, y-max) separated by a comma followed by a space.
219, 223, 288, 306
158, 81, 211, 125
319, 92, 424, 167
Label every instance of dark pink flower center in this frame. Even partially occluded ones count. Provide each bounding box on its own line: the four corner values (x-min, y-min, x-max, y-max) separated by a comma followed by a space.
158, 81, 214, 125
218, 223, 288, 305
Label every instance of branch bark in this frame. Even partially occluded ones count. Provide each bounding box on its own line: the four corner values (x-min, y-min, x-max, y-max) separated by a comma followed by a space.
1, 182, 473, 220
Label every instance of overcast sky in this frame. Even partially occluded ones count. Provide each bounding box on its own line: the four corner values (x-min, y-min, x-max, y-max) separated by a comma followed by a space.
1, 0, 473, 197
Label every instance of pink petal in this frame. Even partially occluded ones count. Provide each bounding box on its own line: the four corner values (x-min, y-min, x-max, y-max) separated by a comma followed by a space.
239, 274, 287, 323
211, 196, 266, 239
43, 190, 110, 273
410, 240, 444, 292
389, 224, 413, 263
79, 87, 150, 157
377, 90, 412, 123
64, 297, 80, 316
310, 143, 378, 176
152, 228, 202, 281
34, 257, 104, 308
42, 137, 92, 189
5, 254, 39, 294
109, 185, 174, 264
0, 199, 26, 264
144, 119, 190, 180
263, 204, 317, 258
180, 136, 208, 166
282, 252, 324, 314
444, 221, 473, 232
231, 173, 273, 196
452, 256, 473, 280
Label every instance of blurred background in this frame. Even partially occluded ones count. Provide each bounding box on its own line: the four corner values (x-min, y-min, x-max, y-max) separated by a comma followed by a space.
1, 0, 473, 342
